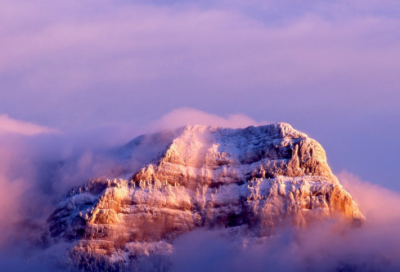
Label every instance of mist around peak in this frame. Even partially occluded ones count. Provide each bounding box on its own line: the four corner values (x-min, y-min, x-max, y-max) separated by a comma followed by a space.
0, 112, 399, 271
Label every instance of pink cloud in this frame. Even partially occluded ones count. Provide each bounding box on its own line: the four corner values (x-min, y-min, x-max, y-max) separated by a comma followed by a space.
338, 170, 400, 223
0, 114, 60, 136
0, 138, 35, 246
146, 107, 270, 132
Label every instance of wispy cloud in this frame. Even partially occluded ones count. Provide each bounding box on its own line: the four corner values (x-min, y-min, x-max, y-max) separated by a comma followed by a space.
0, 107, 399, 270
0, 114, 60, 136
338, 170, 400, 222
146, 107, 270, 131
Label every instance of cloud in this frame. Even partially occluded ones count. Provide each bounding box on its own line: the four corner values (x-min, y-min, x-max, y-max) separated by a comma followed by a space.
0, 137, 36, 246
169, 171, 400, 272
0, 114, 60, 136
0, 115, 114, 248
338, 170, 400, 223
0, 109, 400, 271
145, 107, 270, 132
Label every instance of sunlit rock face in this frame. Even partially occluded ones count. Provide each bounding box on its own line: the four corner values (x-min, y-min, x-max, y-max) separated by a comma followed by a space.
44, 123, 364, 267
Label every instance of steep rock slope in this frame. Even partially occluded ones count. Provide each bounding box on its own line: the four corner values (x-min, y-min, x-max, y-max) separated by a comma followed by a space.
45, 123, 364, 266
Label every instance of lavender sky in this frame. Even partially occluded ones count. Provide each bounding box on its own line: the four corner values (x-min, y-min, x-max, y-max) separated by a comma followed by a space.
1, 0, 400, 191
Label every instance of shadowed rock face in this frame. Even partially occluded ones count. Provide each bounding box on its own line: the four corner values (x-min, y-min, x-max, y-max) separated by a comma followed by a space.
44, 123, 364, 267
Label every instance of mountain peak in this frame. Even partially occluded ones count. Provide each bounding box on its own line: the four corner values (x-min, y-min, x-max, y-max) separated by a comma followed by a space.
44, 123, 363, 270
133, 122, 330, 188
178, 122, 307, 137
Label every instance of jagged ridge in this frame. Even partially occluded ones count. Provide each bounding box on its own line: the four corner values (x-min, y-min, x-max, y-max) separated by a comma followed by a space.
44, 123, 364, 268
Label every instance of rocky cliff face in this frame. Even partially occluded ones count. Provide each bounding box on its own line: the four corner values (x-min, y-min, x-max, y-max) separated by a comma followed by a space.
44, 123, 364, 268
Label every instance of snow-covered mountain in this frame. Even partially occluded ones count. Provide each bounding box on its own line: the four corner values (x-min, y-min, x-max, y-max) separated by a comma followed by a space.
44, 123, 364, 269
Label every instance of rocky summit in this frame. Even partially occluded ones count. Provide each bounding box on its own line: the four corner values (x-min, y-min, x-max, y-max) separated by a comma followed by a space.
44, 123, 364, 269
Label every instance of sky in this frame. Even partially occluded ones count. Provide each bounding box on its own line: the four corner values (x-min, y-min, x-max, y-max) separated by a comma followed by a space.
1, 0, 399, 191
0, 1, 400, 270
